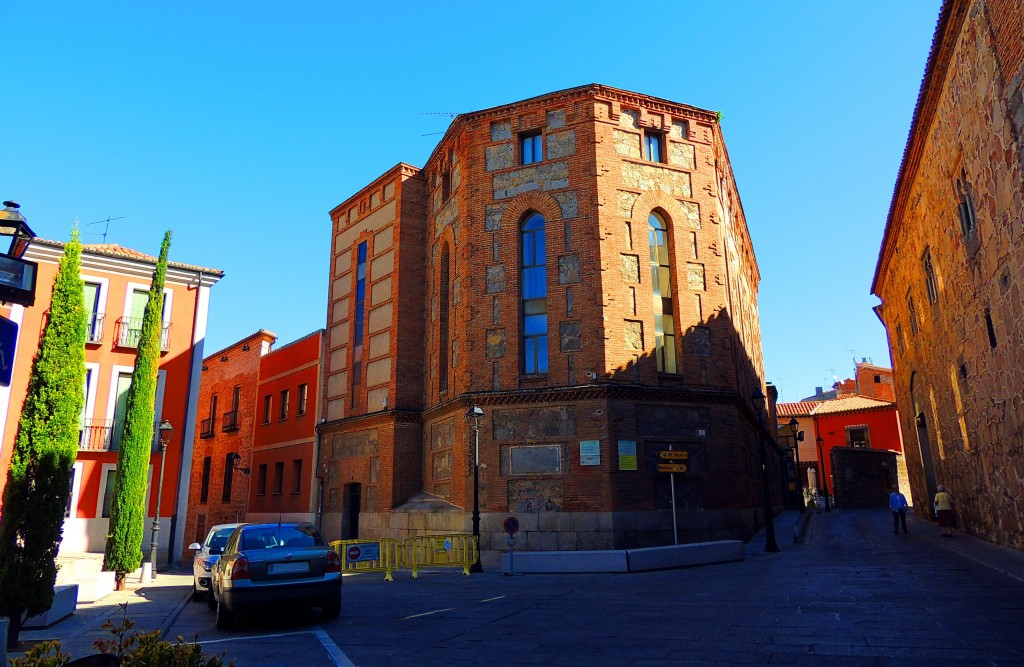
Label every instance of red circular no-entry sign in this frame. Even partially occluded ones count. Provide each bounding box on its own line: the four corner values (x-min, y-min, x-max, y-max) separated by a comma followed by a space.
347, 545, 361, 561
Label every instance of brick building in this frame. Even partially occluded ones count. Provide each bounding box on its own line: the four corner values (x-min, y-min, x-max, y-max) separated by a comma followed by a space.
0, 237, 222, 563
871, 0, 1024, 549
183, 330, 274, 555
183, 329, 324, 555
319, 85, 781, 556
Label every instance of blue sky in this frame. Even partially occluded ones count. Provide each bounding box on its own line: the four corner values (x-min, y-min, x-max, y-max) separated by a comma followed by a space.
2, 2, 940, 401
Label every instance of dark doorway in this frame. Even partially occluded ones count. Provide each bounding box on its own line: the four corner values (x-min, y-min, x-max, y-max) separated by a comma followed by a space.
342, 483, 361, 539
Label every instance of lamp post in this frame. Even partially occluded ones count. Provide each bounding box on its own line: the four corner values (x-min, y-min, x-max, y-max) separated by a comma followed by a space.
751, 388, 780, 553
0, 201, 39, 308
788, 418, 805, 514
815, 435, 832, 512
149, 420, 173, 579
466, 405, 484, 573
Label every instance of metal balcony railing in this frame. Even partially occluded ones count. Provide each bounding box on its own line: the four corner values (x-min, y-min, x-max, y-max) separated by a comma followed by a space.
79, 419, 167, 453
200, 416, 215, 438
79, 419, 120, 451
86, 312, 105, 344
115, 316, 171, 351
222, 409, 240, 432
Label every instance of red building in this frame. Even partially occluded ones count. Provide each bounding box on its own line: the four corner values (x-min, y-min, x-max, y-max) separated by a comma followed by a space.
248, 330, 323, 524
0, 239, 223, 562
810, 396, 905, 497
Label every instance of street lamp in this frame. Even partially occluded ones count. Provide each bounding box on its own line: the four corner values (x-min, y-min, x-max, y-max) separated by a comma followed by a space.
751, 388, 780, 553
466, 405, 484, 573
788, 418, 805, 514
815, 435, 832, 512
149, 420, 173, 579
0, 201, 38, 307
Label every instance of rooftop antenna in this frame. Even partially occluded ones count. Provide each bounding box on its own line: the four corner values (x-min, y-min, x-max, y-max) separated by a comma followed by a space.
418, 111, 461, 137
845, 348, 857, 366
85, 216, 125, 243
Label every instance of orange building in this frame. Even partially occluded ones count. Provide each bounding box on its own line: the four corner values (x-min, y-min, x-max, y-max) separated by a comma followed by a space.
0, 239, 222, 563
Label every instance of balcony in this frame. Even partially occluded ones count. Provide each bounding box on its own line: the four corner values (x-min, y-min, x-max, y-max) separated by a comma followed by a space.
79, 419, 120, 451
200, 416, 215, 439
86, 312, 105, 344
222, 409, 240, 432
79, 419, 166, 453
115, 316, 171, 351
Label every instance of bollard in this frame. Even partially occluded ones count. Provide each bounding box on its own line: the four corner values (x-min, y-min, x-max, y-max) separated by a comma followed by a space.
141, 562, 154, 584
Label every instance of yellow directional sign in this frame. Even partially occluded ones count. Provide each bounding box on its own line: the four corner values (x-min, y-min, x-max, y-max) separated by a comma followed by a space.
658, 463, 688, 473
659, 450, 689, 460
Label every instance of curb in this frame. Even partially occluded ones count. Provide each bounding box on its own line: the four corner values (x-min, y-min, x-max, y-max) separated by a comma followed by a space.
158, 588, 194, 638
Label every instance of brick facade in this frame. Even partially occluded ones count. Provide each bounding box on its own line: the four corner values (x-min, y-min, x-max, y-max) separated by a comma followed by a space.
872, 0, 1024, 549
182, 330, 274, 556
320, 86, 780, 554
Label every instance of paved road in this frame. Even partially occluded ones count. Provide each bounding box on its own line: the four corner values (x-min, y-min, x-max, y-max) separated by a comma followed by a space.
165, 508, 1024, 666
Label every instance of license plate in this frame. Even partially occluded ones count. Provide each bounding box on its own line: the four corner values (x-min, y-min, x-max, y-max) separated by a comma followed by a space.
269, 561, 309, 574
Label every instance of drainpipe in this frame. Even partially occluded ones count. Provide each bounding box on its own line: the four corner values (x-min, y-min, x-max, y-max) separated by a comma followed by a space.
168, 269, 206, 563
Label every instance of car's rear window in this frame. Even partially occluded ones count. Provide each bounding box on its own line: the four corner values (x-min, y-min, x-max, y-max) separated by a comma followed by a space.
241, 525, 324, 550
207, 528, 236, 550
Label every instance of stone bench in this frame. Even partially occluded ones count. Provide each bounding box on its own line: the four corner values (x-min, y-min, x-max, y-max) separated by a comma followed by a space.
500, 540, 745, 574
24, 584, 78, 628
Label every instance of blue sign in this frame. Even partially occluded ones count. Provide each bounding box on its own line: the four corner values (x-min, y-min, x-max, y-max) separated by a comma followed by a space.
0, 316, 18, 387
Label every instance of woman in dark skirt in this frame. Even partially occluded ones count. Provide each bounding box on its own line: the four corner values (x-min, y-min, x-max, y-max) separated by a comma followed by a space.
934, 484, 954, 537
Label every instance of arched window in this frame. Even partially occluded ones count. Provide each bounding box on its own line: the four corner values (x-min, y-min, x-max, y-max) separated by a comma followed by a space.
438, 242, 451, 393
521, 212, 548, 374
649, 212, 676, 372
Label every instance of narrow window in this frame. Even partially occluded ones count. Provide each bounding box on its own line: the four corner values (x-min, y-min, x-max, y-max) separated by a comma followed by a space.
520, 212, 548, 374
279, 389, 289, 420
101, 469, 117, 518
297, 383, 308, 416
649, 212, 677, 372
273, 461, 285, 495
262, 395, 272, 424
222, 453, 234, 501
292, 459, 303, 493
352, 242, 368, 407
644, 131, 665, 163
520, 131, 543, 165
83, 281, 103, 342
954, 168, 978, 238
200, 456, 211, 503
985, 309, 997, 348
439, 242, 451, 393
923, 250, 939, 304
846, 427, 869, 448
441, 167, 452, 201
256, 464, 268, 496
907, 291, 919, 335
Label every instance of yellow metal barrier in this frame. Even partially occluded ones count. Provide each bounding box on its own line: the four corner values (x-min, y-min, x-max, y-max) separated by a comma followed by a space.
401, 534, 478, 578
330, 538, 401, 582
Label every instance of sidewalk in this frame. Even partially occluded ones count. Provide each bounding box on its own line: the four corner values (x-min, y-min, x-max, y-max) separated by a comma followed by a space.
12, 568, 193, 661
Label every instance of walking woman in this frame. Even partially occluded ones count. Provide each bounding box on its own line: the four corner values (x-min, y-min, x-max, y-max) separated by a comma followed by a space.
934, 485, 954, 537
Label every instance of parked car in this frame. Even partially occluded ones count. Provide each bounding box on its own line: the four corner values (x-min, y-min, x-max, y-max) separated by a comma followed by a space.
189, 522, 246, 601
209, 522, 342, 629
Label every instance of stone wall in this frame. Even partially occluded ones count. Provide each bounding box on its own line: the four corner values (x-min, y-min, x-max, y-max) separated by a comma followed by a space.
874, 0, 1024, 549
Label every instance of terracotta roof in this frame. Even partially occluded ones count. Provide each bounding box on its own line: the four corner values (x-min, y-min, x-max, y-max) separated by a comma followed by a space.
777, 402, 821, 417
32, 238, 224, 276
811, 396, 896, 415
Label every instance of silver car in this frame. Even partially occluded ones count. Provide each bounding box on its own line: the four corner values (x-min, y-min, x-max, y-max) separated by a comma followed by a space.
210, 522, 342, 629
188, 523, 245, 601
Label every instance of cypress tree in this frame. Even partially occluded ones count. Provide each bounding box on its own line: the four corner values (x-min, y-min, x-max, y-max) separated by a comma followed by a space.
103, 231, 171, 588
0, 229, 87, 649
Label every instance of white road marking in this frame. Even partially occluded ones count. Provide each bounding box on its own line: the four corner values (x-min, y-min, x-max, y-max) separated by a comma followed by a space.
315, 626, 355, 667
403, 607, 454, 619
480, 596, 505, 603
196, 630, 313, 645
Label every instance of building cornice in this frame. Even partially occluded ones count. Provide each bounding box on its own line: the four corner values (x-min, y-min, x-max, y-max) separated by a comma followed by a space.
25, 241, 224, 288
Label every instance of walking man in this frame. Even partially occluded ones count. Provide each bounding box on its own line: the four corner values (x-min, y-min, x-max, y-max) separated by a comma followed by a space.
890, 485, 909, 535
